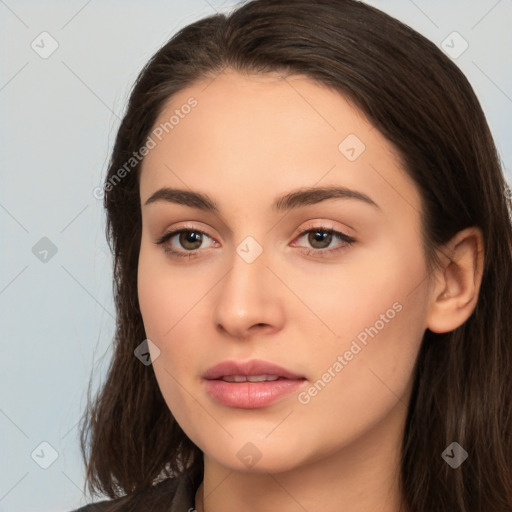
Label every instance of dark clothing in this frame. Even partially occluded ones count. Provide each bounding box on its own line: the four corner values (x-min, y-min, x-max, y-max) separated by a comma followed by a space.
71, 470, 200, 511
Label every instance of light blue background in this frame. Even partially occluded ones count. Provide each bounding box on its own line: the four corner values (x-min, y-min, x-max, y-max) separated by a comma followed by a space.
1, 1, 511, 510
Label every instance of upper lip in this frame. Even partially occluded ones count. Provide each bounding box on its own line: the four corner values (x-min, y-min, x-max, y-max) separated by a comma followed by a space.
203, 359, 305, 380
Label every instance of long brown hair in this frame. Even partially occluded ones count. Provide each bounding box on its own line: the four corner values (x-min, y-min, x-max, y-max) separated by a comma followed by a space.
80, 1, 512, 510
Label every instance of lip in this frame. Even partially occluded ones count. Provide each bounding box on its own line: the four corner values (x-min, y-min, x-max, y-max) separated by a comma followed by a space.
203, 359, 304, 380
203, 359, 307, 409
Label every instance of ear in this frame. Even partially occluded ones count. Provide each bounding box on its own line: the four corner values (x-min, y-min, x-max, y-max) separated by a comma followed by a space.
426, 227, 485, 334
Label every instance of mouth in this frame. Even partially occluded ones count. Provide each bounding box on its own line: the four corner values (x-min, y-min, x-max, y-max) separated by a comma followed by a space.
220, 375, 282, 382
202, 359, 307, 409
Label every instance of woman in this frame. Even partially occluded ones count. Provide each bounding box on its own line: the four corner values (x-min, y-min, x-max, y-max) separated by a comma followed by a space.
75, 0, 512, 510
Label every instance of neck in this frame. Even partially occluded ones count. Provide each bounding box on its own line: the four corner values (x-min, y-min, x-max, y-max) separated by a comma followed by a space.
195, 400, 408, 512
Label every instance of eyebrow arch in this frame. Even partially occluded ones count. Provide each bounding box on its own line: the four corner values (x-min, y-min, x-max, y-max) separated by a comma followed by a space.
143, 185, 380, 212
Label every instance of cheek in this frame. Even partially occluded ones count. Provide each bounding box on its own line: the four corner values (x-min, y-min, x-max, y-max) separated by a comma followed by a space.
301, 305, 423, 452
296, 236, 429, 408
288, 231, 428, 347
137, 246, 212, 415
292, 291, 426, 461
137, 243, 211, 342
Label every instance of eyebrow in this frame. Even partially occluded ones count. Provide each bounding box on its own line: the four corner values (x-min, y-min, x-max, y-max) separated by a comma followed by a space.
143, 185, 380, 212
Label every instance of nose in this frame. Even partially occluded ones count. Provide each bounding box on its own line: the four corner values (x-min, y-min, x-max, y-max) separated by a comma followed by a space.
212, 245, 286, 340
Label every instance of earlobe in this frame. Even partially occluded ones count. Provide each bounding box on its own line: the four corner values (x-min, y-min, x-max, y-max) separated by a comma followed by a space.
426, 227, 485, 334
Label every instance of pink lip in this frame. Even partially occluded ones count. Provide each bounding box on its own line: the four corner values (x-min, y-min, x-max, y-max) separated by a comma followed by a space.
203, 359, 304, 380
203, 359, 307, 409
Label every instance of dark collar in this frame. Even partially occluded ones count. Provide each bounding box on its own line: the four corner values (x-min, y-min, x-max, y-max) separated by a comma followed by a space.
169, 469, 201, 511
72, 469, 202, 511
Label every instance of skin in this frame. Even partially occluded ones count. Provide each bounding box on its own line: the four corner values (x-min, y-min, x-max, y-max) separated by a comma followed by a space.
137, 70, 484, 512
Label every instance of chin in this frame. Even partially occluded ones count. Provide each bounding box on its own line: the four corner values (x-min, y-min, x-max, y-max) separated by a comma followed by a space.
198, 434, 320, 475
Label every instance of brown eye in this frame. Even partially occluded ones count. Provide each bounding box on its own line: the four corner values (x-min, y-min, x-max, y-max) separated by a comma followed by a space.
293, 225, 356, 258
179, 230, 203, 250
155, 228, 216, 258
307, 230, 333, 249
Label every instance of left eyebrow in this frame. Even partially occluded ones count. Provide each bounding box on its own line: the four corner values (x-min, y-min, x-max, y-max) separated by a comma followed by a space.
272, 185, 380, 212
143, 185, 380, 212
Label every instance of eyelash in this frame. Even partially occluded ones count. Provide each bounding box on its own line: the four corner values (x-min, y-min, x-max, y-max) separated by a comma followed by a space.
154, 224, 356, 260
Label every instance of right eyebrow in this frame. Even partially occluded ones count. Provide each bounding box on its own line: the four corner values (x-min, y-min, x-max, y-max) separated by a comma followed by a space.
144, 188, 219, 211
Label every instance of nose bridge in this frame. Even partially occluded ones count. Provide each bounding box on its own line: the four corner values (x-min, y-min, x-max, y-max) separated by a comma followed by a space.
212, 236, 284, 337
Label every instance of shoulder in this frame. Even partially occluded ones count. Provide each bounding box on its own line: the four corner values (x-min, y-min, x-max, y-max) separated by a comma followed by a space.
69, 473, 194, 512
71, 501, 113, 512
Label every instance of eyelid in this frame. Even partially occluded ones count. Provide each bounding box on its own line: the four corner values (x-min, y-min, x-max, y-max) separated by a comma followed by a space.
294, 221, 354, 240
291, 223, 356, 256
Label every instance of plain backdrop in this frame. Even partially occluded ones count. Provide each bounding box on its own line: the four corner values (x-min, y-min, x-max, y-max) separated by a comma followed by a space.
0, 1, 511, 510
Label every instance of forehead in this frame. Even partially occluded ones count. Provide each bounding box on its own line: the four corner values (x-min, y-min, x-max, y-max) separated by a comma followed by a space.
139, 70, 421, 219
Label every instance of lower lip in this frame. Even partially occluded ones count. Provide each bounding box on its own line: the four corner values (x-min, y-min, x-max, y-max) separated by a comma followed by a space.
203, 378, 306, 409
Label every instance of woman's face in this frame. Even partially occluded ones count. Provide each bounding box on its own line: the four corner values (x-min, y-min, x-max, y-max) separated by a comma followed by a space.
138, 70, 432, 473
